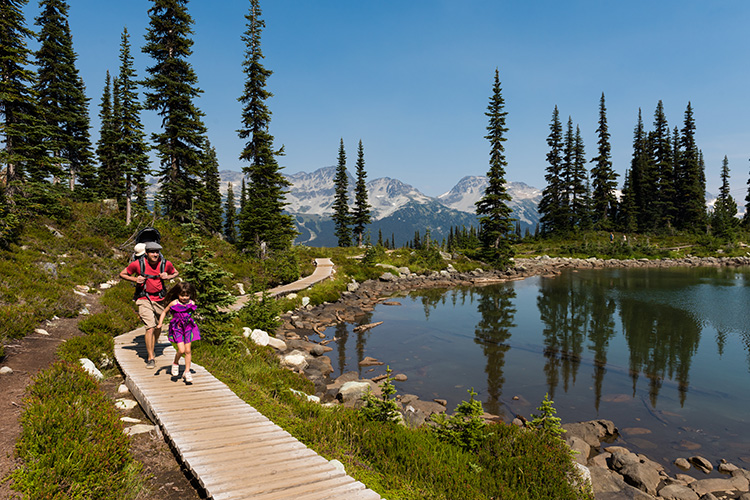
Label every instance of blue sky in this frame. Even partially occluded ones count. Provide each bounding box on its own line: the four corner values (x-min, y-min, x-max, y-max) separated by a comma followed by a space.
22, 1, 750, 198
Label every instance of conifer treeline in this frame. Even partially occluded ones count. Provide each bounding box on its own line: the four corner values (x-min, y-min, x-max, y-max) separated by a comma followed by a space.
538, 96, 739, 237
0, 0, 297, 255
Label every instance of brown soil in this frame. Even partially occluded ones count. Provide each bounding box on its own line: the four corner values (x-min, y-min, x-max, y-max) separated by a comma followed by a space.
0, 291, 205, 500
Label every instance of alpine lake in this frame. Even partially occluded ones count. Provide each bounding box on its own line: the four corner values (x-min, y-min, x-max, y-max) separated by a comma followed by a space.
327, 266, 750, 471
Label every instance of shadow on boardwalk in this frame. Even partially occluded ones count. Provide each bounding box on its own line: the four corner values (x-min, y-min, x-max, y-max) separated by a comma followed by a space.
114, 258, 382, 500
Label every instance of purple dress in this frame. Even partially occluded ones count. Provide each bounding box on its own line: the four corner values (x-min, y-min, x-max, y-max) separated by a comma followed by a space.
167, 303, 201, 343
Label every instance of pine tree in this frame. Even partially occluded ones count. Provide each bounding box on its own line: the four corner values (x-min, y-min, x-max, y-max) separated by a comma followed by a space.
538, 106, 566, 235
570, 124, 589, 229
142, 0, 207, 220
589, 93, 618, 229
651, 100, 675, 229
115, 27, 150, 217
332, 138, 352, 247
630, 109, 657, 231
351, 139, 371, 247
475, 69, 514, 266
712, 155, 737, 240
0, 0, 39, 198
237, 0, 296, 253
675, 102, 705, 231
96, 71, 119, 199
35, 0, 95, 196
618, 169, 638, 232
240, 178, 247, 214
198, 139, 222, 235
223, 182, 237, 244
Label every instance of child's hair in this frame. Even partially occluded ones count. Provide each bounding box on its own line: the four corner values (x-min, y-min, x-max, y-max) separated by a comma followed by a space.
164, 281, 197, 304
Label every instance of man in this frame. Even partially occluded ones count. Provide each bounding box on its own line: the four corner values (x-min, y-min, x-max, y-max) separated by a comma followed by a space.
119, 241, 179, 368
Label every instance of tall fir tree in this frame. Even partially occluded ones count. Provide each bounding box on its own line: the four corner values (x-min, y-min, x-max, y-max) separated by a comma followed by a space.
712, 155, 737, 240
651, 100, 675, 229
630, 109, 658, 231
198, 139, 222, 235
538, 106, 566, 235
570, 125, 589, 229
115, 27, 150, 217
351, 139, 371, 247
618, 169, 638, 232
475, 70, 514, 266
589, 93, 618, 228
35, 0, 95, 197
0, 0, 40, 198
237, 0, 296, 253
96, 71, 120, 199
674, 102, 705, 231
332, 138, 352, 247
142, 0, 207, 220
223, 182, 237, 244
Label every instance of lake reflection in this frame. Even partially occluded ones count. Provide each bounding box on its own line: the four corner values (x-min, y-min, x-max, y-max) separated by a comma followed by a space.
328, 266, 750, 468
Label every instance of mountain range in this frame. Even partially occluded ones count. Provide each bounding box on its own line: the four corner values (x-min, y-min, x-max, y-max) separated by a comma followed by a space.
213, 166, 542, 247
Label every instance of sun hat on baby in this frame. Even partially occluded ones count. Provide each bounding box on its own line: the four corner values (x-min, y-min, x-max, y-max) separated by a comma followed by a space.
133, 243, 146, 257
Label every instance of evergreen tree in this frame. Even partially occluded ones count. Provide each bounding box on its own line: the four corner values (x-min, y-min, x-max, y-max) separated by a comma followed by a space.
35, 0, 95, 196
237, 0, 296, 253
0, 0, 39, 198
198, 139, 222, 234
332, 138, 352, 247
96, 71, 119, 199
618, 168, 638, 232
562, 116, 575, 231
630, 109, 657, 231
142, 0, 207, 220
475, 69, 514, 266
712, 155, 737, 240
538, 106, 566, 235
351, 139, 371, 246
115, 27, 150, 215
651, 100, 675, 229
674, 102, 705, 231
589, 93, 618, 228
570, 124, 589, 229
223, 182, 237, 244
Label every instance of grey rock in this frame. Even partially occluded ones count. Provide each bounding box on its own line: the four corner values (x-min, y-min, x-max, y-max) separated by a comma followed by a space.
674, 458, 691, 470
566, 435, 591, 465
657, 483, 699, 500
689, 456, 713, 474
690, 476, 749, 496
588, 467, 654, 500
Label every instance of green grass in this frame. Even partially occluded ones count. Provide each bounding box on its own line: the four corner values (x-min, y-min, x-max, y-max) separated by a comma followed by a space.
11, 361, 144, 499
193, 340, 592, 499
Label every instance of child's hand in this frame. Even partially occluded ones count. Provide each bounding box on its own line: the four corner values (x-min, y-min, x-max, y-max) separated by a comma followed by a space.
156, 322, 163, 329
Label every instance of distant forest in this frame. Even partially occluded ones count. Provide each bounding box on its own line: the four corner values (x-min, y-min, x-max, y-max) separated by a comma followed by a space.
0, 0, 745, 256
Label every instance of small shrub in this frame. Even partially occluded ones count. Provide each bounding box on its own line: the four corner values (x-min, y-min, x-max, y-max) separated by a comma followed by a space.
530, 393, 565, 439
237, 292, 282, 332
361, 366, 401, 423
57, 331, 114, 370
12, 361, 143, 499
430, 388, 489, 452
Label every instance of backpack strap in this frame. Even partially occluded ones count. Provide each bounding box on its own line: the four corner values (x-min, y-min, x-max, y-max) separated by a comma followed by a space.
134, 254, 167, 299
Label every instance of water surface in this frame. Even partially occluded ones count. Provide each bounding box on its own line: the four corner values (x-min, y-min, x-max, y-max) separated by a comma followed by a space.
327, 266, 750, 469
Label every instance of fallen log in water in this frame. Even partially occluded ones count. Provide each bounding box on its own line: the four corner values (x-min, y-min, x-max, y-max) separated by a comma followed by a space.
353, 321, 383, 333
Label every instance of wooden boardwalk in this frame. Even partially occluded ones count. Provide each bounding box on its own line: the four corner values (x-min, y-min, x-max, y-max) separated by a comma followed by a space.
114, 258, 382, 500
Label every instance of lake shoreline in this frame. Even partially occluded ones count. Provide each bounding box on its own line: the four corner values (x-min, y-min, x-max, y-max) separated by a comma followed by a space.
274, 255, 750, 499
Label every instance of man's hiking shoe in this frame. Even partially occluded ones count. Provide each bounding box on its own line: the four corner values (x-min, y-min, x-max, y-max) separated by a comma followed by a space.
171, 363, 179, 377
146, 359, 155, 369
184, 372, 193, 383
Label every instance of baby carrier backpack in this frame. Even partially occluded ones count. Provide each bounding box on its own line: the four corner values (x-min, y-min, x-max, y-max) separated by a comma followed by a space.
131, 227, 166, 300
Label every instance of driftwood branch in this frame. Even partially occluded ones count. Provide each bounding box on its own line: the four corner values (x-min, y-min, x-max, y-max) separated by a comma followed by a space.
353, 321, 383, 333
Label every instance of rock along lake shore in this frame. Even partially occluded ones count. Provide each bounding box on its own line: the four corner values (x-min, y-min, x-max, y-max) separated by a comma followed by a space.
259, 255, 750, 500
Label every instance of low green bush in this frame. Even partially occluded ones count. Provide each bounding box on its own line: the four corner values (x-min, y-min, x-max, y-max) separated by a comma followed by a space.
12, 361, 144, 499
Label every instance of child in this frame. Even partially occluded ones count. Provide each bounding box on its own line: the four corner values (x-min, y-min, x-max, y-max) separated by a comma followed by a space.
157, 282, 200, 383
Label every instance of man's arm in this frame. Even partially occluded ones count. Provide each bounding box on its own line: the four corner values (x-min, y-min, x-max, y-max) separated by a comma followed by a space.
119, 267, 144, 284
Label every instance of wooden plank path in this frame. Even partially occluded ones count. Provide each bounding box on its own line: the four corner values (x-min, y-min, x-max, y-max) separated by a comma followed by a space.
115, 258, 382, 500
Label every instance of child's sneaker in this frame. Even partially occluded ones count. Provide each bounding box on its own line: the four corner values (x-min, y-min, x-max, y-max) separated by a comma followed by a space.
184, 372, 193, 383
171, 363, 179, 377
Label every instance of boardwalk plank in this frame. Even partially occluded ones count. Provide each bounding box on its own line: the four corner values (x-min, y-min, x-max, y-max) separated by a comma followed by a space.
113, 258, 381, 499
